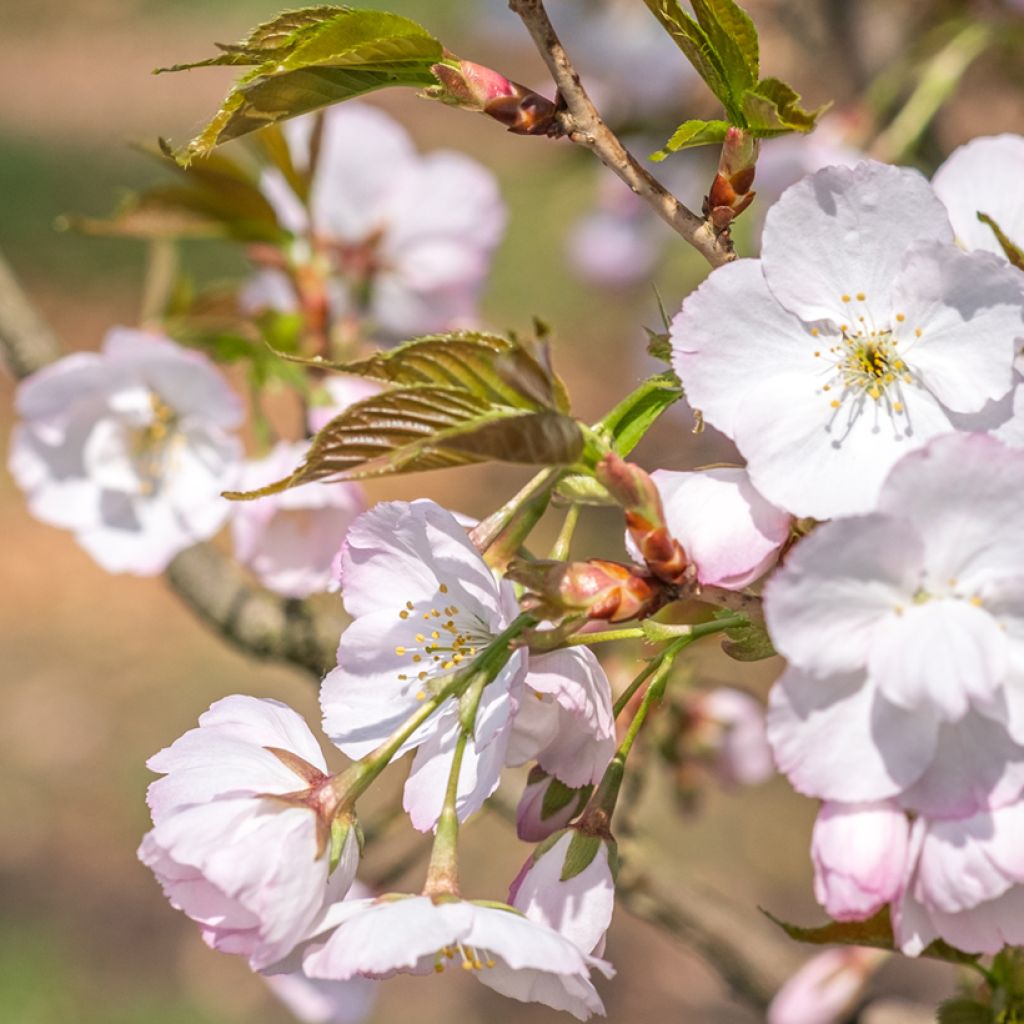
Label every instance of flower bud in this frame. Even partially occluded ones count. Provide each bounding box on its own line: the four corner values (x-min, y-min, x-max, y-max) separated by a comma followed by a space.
705, 127, 759, 232
812, 801, 909, 921
516, 767, 591, 842
509, 828, 616, 956
507, 556, 670, 623
768, 948, 888, 1024
428, 59, 559, 136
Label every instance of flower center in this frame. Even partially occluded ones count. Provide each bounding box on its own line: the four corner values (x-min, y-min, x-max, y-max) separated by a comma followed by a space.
130, 393, 182, 494
433, 943, 497, 973
393, 582, 493, 700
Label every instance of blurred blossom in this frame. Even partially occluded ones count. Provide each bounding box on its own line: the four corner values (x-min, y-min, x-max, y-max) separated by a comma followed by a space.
139, 696, 359, 970
766, 433, 1024, 819
812, 801, 909, 921
9, 328, 242, 574
510, 830, 616, 957
231, 441, 364, 599
673, 161, 1024, 519
244, 102, 506, 338
768, 948, 887, 1024
694, 688, 775, 787
263, 971, 376, 1024
322, 500, 614, 831
290, 894, 612, 1019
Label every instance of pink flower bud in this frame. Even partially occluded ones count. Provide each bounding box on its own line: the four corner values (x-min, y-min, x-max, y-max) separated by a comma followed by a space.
516, 767, 591, 842
706, 127, 759, 231
768, 948, 888, 1024
812, 801, 910, 921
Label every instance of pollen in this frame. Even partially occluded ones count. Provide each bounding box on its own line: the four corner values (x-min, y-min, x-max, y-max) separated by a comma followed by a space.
856, 292, 866, 301
439, 583, 449, 593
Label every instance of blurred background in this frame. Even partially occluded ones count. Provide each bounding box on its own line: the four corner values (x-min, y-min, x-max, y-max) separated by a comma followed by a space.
2, 1, 1022, 1021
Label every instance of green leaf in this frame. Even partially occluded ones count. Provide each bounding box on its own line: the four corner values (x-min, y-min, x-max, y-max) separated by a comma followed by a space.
560, 832, 602, 882
742, 77, 825, 136
225, 386, 583, 498
691, 0, 759, 91
540, 777, 589, 821
937, 1000, 994, 1024
978, 212, 1024, 271
721, 619, 776, 661
161, 7, 446, 161
651, 118, 731, 161
595, 372, 683, 456
640, 1, 738, 119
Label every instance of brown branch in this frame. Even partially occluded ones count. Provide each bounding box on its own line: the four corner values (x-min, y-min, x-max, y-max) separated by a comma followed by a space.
0, 246, 342, 680
507, 0, 735, 269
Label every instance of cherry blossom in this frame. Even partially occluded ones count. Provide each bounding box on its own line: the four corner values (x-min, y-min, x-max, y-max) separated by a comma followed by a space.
321, 500, 614, 831
509, 830, 615, 957
231, 442, 364, 598
689, 688, 775, 787
765, 433, 1024, 817
932, 134, 1024, 262
515, 769, 592, 842
811, 801, 909, 921
292, 894, 612, 1020
139, 696, 359, 970
243, 103, 506, 337
671, 161, 1024, 518
9, 328, 242, 574
263, 969, 376, 1024
767, 948, 887, 1024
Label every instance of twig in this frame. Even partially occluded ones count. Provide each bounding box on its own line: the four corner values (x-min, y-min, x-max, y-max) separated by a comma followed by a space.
507, 0, 735, 270
0, 246, 342, 680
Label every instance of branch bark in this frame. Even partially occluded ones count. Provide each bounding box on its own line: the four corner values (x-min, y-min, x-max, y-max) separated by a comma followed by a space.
508, 0, 735, 269
0, 251, 63, 378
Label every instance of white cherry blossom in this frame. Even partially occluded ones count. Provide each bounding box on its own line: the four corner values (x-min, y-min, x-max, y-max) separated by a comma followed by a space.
231, 442, 364, 598
765, 433, 1024, 817
139, 696, 359, 970
243, 103, 506, 337
767, 948, 887, 1024
9, 328, 242, 574
321, 500, 614, 831
671, 161, 1024, 518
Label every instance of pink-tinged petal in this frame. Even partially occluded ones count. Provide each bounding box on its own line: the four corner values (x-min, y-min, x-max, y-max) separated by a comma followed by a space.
309, 104, 416, 243
262, 971, 377, 1024
240, 268, 300, 316
876, 433, 1024, 591
767, 948, 887, 1024
734, 368, 953, 519
767, 667, 938, 802
403, 708, 511, 831
920, 885, 1024, 955
761, 161, 954, 324
14, 351, 110, 420
764, 514, 922, 677
868, 600, 1009, 720
259, 167, 310, 236
671, 259, 815, 440
524, 648, 615, 788
897, 711, 1024, 818
812, 801, 909, 920
697, 688, 775, 786
993, 384, 1024, 448
510, 831, 615, 955
369, 265, 482, 338
567, 208, 660, 287
890, 242, 1021, 413
477, 965, 607, 1022
650, 468, 790, 589
932, 134, 1024, 259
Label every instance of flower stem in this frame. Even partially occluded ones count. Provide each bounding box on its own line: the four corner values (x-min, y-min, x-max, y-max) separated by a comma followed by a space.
424, 727, 471, 897
567, 626, 646, 646
549, 503, 580, 561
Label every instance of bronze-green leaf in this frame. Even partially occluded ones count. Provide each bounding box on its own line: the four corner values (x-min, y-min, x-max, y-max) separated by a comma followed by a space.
742, 77, 825, 136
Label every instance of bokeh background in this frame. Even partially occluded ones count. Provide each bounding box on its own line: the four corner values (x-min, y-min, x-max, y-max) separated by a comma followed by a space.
2, 1, 1022, 1021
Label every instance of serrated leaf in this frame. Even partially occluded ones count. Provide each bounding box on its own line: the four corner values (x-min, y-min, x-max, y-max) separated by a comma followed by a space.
691, 0, 759, 92
161, 8, 446, 161
937, 999, 995, 1024
742, 77, 825, 136
560, 832, 602, 882
651, 118, 731, 161
640, 0, 738, 119
721, 619, 776, 661
225, 386, 583, 497
978, 212, 1024, 270
596, 372, 682, 456
541, 778, 587, 820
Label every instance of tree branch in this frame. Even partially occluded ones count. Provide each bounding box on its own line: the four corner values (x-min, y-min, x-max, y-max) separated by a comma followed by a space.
507, 0, 735, 270
0, 246, 342, 679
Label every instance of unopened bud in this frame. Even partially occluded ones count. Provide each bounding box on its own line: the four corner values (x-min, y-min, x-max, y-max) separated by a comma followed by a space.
705, 127, 759, 232
516, 767, 591, 842
428, 59, 559, 136
596, 453, 690, 585
507, 557, 670, 623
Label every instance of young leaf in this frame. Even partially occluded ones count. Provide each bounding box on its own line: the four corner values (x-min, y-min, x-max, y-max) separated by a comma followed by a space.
742, 77, 825, 136
160, 7, 447, 162
651, 118, 731, 160
936, 1000, 994, 1024
690, 0, 759, 91
978, 212, 1024, 270
560, 832, 602, 882
595, 372, 683, 457
721, 619, 776, 661
225, 386, 583, 498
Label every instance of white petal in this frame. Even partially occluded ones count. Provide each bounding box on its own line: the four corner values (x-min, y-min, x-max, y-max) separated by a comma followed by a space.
932, 134, 1024, 259
761, 161, 953, 324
